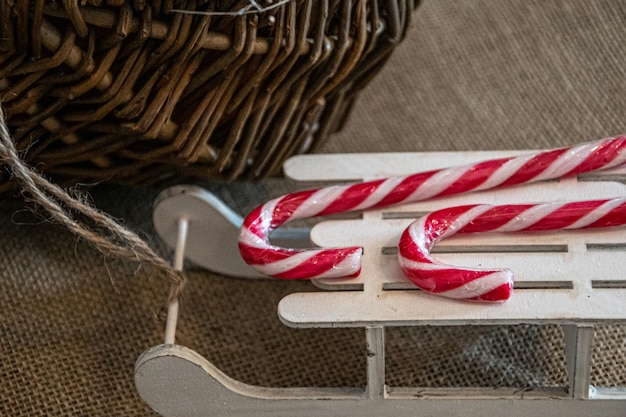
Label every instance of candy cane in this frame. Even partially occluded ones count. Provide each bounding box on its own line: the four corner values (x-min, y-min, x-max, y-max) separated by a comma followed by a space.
398, 198, 626, 302
239, 136, 626, 280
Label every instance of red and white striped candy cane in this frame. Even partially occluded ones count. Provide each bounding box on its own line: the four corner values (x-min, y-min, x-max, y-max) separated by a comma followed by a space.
239, 136, 626, 280
398, 197, 626, 302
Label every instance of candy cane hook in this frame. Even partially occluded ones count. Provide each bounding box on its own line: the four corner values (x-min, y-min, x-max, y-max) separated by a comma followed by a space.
239, 136, 626, 280
398, 198, 626, 302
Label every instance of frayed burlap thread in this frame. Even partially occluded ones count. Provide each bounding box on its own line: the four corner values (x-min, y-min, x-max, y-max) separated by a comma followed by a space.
0, 105, 185, 302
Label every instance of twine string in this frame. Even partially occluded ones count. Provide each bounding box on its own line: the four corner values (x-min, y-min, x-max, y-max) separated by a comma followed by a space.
0, 105, 185, 302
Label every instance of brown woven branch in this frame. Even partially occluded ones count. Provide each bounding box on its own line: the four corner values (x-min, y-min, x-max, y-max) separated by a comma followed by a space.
1, 0, 419, 188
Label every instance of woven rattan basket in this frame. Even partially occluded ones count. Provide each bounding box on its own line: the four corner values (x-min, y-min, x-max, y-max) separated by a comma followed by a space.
0, 0, 418, 191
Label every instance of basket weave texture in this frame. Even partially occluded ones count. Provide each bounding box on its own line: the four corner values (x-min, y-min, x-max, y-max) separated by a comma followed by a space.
0, 0, 417, 190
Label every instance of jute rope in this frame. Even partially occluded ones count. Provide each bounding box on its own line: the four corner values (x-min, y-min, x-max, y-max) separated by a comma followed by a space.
0, 105, 185, 302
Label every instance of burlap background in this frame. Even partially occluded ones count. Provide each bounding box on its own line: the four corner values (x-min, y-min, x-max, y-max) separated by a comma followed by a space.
2, 0, 625, 415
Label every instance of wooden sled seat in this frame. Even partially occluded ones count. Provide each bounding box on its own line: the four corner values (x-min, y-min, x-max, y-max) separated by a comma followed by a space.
136, 151, 626, 416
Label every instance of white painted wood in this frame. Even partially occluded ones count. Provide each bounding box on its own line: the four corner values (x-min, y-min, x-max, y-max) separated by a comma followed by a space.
278, 289, 626, 327
164, 217, 188, 345
283, 151, 528, 181
283, 151, 626, 181
135, 344, 626, 417
365, 327, 385, 399
138, 151, 626, 416
277, 153, 625, 328
153, 185, 262, 278
310, 176, 625, 289
153, 185, 310, 279
563, 325, 594, 399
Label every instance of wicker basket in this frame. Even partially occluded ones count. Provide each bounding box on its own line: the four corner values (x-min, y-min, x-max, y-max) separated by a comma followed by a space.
0, 0, 418, 191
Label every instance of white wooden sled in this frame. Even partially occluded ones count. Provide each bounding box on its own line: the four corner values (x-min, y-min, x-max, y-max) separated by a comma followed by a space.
136, 151, 626, 417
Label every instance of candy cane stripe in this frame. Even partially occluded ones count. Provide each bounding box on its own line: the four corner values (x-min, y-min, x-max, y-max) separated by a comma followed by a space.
396, 258, 444, 271
459, 205, 533, 234
439, 159, 510, 197
569, 137, 626, 175
501, 149, 567, 186
468, 283, 514, 302
404, 164, 472, 202
239, 136, 626, 285
352, 177, 407, 211
239, 243, 299, 264
477, 154, 535, 190
398, 197, 626, 302
436, 271, 514, 300
440, 205, 494, 239
318, 180, 386, 215
273, 190, 318, 225
375, 172, 437, 207
522, 200, 606, 231
567, 199, 626, 229
493, 202, 568, 232
270, 248, 362, 280
584, 200, 626, 229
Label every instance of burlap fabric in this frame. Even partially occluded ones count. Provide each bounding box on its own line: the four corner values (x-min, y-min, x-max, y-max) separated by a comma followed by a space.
2, 0, 626, 415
